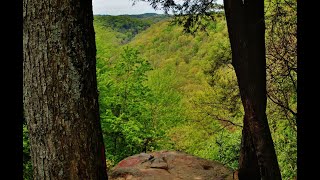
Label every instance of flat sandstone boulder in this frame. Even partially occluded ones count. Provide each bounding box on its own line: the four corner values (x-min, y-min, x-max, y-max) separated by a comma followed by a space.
109, 150, 234, 180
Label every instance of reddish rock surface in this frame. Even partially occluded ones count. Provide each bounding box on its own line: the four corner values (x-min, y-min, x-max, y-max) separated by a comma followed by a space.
109, 151, 234, 180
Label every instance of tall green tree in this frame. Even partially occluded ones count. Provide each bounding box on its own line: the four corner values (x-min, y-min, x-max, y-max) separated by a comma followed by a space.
98, 47, 156, 163
23, 0, 108, 179
138, 0, 282, 178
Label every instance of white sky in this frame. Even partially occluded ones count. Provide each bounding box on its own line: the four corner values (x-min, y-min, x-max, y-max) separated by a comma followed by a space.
93, 0, 223, 15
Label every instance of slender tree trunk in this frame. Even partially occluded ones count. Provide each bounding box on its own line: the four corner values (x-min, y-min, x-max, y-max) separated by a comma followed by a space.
23, 0, 108, 179
223, 0, 282, 179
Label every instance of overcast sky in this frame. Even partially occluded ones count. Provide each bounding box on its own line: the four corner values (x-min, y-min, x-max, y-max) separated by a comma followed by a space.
93, 0, 223, 15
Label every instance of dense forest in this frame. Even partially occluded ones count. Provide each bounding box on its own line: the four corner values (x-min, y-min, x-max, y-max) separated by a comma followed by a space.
23, 1, 296, 179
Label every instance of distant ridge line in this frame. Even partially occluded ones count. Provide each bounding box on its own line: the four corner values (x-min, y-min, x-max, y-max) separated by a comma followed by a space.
94, 13, 167, 16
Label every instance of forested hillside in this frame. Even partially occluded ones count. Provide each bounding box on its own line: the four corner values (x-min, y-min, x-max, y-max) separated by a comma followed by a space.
23, 8, 296, 179
94, 11, 296, 179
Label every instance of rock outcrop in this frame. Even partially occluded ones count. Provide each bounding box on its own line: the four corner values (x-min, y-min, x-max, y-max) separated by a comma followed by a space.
109, 150, 234, 180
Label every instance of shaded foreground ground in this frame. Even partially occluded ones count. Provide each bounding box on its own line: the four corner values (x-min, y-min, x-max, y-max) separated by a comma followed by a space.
109, 151, 234, 180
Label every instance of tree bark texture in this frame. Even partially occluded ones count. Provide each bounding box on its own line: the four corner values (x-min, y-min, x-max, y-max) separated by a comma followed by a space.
223, 0, 282, 179
23, 0, 108, 179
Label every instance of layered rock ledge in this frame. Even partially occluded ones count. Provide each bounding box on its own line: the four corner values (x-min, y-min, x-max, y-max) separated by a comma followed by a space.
109, 150, 234, 180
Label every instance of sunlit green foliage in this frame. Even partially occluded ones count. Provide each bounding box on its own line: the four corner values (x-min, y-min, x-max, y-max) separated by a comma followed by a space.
97, 47, 157, 164
264, 0, 297, 179
129, 14, 243, 170
23, 9, 296, 179
93, 12, 296, 179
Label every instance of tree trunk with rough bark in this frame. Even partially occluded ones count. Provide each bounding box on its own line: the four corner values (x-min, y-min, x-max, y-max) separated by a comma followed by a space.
223, 0, 282, 179
23, 0, 108, 179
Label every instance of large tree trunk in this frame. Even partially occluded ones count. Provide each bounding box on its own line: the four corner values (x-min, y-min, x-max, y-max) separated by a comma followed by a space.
23, 0, 108, 179
223, 0, 282, 179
